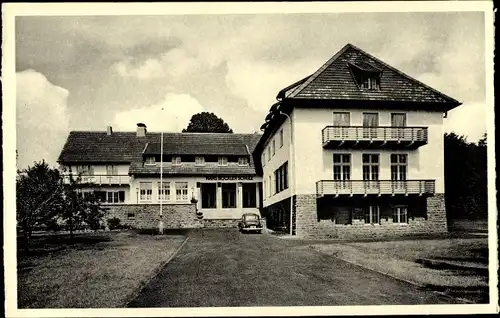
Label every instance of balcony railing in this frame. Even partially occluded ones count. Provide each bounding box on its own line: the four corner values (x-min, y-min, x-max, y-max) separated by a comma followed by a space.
62, 175, 130, 185
322, 126, 428, 149
316, 180, 435, 196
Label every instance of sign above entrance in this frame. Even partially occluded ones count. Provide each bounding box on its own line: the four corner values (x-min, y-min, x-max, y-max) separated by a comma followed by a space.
205, 175, 254, 181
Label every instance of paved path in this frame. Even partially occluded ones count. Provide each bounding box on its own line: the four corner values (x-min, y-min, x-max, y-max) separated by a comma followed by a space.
128, 229, 462, 307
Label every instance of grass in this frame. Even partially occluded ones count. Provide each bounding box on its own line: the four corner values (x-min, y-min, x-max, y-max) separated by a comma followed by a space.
310, 237, 489, 303
17, 231, 186, 308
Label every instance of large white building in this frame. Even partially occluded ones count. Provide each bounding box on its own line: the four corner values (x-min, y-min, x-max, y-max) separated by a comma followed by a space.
254, 43, 462, 238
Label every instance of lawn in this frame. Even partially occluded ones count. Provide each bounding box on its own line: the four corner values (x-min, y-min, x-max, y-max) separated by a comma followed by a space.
17, 231, 186, 308
310, 238, 490, 303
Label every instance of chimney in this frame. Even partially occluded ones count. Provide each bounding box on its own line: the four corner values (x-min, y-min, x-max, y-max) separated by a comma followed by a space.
106, 126, 113, 136
137, 123, 147, 137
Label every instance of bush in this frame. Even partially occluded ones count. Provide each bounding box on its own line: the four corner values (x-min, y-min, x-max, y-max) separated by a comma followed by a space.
107, 217, 121, 230
45, 219, 62, 232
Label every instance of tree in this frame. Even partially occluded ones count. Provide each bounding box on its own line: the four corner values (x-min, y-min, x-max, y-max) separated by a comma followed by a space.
182, 112, 233, 133
444, 132, 487, 220
16, 161, 107, 252
16, 161, 65, 253
59, 169, 106, 242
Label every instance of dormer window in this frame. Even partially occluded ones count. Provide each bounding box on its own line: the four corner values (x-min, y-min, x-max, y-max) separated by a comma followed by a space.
144, 157, 156, 165
218, 156, 228, 166
238, 157, 249, 166
172, 156, 182, 165
348, 61, 382, 91
195, 156, 205, 166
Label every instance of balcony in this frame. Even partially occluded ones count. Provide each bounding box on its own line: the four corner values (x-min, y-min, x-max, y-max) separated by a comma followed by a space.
316, 180, 435, 197
62, 175, 130, 186
322, 126, 428, 149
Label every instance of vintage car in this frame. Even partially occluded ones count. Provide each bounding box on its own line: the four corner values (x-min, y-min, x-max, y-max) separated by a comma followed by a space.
238, 213, 263, 233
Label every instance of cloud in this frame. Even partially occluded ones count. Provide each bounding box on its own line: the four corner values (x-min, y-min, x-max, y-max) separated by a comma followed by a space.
225, 58, 320, 112
111, 48, 202, 80
16, 70, 70, 168
444, 101, 487, 142
113, 93, 205, 132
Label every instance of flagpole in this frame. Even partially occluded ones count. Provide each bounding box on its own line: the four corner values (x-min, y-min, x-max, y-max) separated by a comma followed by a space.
159, 118, 164, 234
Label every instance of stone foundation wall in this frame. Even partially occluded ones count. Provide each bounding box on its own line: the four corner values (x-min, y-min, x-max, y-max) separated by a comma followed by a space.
202, 219, 240, 228
104, 204, 202, 229
293, 193, 448, 239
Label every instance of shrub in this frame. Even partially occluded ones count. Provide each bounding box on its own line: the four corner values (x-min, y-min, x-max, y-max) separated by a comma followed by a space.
45, 219, 62, 232
107, 217, 121, 230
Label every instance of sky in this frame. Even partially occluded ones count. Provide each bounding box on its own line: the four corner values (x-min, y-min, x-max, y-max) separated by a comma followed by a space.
14, 10, 488, 169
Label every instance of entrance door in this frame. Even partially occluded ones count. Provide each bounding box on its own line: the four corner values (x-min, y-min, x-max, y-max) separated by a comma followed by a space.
391, 154, 408, 193
333, 112, 350, 139
391, 113, 407, 139
363, 113, 379, 139
201, 183, 217, 209
333, 154, 351, 193
362, 154, 380, 193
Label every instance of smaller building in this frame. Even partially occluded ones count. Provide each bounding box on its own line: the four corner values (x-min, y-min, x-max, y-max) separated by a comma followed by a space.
58, 125, 263, 229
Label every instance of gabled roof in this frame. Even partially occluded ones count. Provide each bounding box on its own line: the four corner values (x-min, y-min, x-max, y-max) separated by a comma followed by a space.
58, 131, 261, 164
278, 43, 461, 106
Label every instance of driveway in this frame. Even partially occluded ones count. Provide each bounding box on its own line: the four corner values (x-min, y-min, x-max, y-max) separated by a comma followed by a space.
128, 229, 463, 307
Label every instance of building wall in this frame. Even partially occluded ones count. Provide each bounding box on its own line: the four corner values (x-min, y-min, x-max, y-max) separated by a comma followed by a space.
104, 204, 202, 229
292, 107, 445, 195
104, 204, 249, 229
130, 175, 262, 219
261, 116, 292, 207
290, 193, 447, 238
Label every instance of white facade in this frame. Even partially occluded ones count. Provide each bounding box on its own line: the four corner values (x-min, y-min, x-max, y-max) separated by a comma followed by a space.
261, 117, 293, 207
129, 176, 261, 219
261, 107, 445, 207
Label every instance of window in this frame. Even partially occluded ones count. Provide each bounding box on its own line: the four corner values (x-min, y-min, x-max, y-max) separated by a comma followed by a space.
172, 156, 182, 165
333, 154, 351, 189
274, 161, 289, 193
279, 129, 284, 148
201, 183, 217, 208
364, 206, 380, 224
267, 147, 271, 161
175, 182, 189, 201
195, 156, 205, 166
139, 182, 152, 202
391, 113, 407, 139
272, 139, 276, 156
361, 76, 380, 90
391, 154, 408, 190
238, 157, 249, 166
262, 153, 266, 166
333, 112, 350, 138
222, 183, 236, 208
268, 175, 272, 196
242, 183, 257, 208
362, 113, 379, 139
77, 165, 94, 175
106, 191, 125, 204
362, 154, 379, 190
392, 206, 408, 223
158, 182, 170, 201
106, 165, 118, 175
263, 179, 267, 198
77, 190, 94, 200
144, 157, 156, 165
127, 213, 135, 219
218, 156, 228, 166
